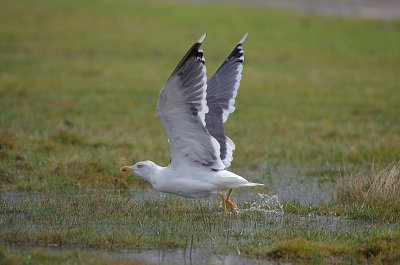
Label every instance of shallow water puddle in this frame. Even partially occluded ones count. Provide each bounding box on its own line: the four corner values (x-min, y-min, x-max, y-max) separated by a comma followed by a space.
1, 244, 303, 265
236, 165, 336, 204
88, 246, 286, 265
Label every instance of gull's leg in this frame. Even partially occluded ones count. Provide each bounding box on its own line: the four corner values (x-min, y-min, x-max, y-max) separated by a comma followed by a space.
226, 189, 237, 211
218, 193, 227, 212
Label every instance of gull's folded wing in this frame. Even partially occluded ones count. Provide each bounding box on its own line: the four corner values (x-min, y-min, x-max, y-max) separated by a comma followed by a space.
157, 34, 225, 170
205, 33, 248, 167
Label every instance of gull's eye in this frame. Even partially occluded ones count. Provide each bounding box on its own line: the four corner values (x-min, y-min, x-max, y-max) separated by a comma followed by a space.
137, 164, 143, 168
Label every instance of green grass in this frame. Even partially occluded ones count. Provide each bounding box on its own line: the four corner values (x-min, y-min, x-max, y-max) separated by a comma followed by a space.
1, 0, 400, 190
1, 0, 400, 263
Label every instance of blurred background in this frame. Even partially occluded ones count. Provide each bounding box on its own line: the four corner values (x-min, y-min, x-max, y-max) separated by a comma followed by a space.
211, 0, 400, 19
1, 0, 399, 190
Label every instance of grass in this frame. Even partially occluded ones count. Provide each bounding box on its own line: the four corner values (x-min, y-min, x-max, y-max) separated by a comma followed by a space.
1, 0, 400, 263
337, 162, 400, 222
1, 0, 400, 191
1, 190, 399, 264
243, 232, 400, 264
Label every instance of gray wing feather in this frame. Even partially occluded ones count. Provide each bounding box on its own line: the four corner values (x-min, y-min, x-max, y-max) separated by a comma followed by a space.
157, 34, 226, 171
205, 33, 247, 168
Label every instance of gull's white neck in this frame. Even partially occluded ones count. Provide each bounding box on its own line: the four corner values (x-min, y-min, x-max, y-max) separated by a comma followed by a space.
141, 162, 164, 185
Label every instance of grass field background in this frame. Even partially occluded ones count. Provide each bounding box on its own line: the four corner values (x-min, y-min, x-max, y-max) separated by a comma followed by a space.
1, 0, 399, 190
1, 0, 400, 263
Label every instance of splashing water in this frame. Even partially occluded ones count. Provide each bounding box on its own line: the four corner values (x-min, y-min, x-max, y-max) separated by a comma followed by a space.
237, 194, 284, 215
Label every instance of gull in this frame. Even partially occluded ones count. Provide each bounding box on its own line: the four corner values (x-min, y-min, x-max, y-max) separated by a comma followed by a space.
121, 34, 262, 211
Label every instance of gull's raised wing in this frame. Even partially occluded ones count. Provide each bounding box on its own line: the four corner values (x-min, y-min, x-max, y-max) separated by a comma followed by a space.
205, 33, 247, 168
157, 34, 225, 171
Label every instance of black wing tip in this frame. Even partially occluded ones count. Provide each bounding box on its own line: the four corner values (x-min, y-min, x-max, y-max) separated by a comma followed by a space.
170, 35, 206, 76
224, 34, 247, 62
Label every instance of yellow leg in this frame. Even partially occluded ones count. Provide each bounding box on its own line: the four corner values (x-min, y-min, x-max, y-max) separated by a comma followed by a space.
226, 189, 237, 211
218, 193, 227, 212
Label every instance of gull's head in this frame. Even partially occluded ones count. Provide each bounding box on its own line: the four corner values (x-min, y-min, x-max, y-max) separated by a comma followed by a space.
120, 160, 157, 182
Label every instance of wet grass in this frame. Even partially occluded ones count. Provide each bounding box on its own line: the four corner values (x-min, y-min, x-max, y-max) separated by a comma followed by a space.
1, 190, 400, 264
1, 0, 400, 263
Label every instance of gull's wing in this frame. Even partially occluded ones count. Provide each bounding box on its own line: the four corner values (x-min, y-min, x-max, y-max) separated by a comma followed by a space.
157, 34, 225, 171
205, 33, 247, 168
